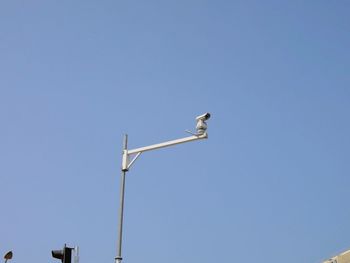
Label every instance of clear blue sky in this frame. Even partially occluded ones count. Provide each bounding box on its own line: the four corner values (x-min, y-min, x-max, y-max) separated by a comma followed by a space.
1, 1, 349, 263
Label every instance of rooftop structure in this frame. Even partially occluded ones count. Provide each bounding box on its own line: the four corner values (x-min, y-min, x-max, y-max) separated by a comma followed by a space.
324, 250, 350, 263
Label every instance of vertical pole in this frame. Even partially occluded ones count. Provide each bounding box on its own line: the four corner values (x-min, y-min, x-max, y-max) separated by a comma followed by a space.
115, 134, 128, 263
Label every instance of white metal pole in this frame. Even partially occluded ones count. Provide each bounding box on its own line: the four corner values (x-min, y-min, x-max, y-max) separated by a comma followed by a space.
115, 134, 128, 263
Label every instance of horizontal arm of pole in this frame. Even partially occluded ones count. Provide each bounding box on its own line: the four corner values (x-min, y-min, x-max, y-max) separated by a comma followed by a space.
127, 133, 208, 155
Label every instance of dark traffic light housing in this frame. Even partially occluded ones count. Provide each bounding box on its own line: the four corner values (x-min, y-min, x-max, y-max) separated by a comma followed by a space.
52, 244, 73, 263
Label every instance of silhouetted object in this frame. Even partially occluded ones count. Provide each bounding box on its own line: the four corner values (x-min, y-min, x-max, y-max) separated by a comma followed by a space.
52, 245, 73, 263
3, 251, 12, 263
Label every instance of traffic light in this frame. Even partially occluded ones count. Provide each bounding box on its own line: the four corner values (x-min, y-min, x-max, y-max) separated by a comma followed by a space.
51, 244, 73, 263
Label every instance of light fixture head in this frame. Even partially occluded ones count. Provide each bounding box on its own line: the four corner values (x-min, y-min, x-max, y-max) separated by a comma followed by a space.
195, 112, 211, 135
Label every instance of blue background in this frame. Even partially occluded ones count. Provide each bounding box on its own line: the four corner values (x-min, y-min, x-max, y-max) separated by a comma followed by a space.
1, 1, 349, 263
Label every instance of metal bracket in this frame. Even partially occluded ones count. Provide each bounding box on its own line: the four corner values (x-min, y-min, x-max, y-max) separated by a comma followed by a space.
127, 152, 141, 170
185, 130, 198, 136
121, 133, 208, 171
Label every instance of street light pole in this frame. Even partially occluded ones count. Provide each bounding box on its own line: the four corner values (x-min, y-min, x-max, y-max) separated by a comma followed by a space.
114, 113, 211, 263
115, 134, 128, 263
